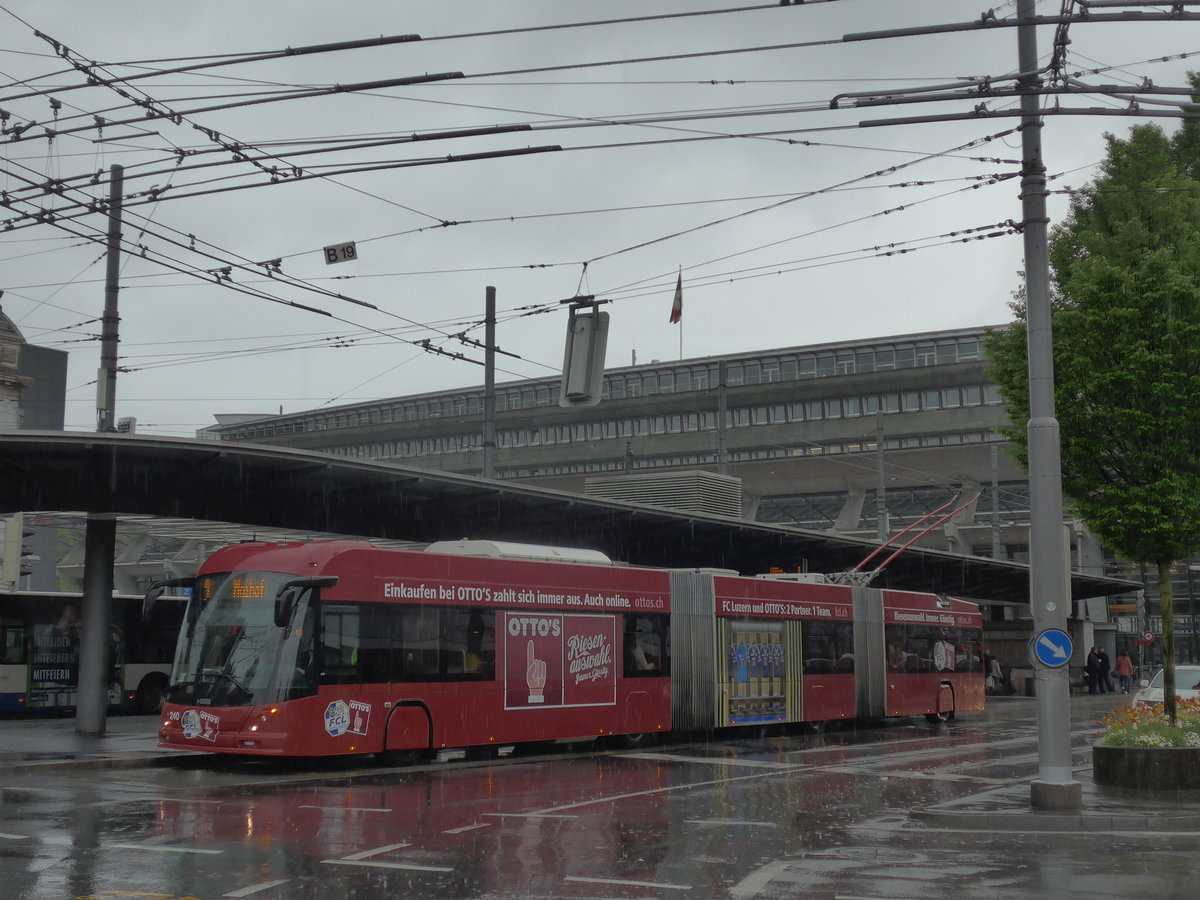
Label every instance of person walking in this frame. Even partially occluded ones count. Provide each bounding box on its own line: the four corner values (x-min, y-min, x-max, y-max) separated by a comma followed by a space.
1115, 650, 1134, 694
1085, 647, 1100, 694
1098, 647, 1113, 694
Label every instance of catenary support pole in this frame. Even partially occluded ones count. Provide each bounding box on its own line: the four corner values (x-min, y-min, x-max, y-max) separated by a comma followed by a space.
78, 165, 124, 736
482, 286, 497, 479
875, 411, 887, 543
76, 512, 116, 735
97, 165, 123, 433
716, 359, 729, 476
1017, 0, 1081, 810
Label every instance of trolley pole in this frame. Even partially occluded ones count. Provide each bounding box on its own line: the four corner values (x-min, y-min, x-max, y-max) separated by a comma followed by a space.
1017, 0, 1081, 810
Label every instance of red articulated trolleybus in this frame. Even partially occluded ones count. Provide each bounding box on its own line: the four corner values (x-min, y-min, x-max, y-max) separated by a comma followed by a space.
152, 539, 985, 759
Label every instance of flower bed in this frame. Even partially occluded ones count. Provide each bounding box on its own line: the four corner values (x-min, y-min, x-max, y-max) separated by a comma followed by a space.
1092, 698, 1200, 791
1097, 698, 1200, 748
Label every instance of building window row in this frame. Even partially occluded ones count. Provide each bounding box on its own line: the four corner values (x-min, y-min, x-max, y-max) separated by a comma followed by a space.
354, 384, 1001, 460
329, 429, 1005, 473
229, 379, 1001, 449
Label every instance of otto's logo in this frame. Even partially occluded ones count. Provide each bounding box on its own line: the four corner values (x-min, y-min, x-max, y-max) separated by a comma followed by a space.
507, 616, 561, 637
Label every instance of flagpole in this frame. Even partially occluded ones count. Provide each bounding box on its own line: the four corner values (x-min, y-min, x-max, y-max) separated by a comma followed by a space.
670, 266, 683, 359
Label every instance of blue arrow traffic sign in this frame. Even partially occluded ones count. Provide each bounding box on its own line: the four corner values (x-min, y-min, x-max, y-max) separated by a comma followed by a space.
1032, 628, 1073, 668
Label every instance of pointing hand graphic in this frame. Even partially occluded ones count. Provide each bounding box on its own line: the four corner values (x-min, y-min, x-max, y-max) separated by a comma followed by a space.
526, 639, 546, 703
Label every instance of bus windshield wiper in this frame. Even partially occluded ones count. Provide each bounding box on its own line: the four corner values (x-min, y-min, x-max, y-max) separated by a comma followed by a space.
200, 667, 252, 697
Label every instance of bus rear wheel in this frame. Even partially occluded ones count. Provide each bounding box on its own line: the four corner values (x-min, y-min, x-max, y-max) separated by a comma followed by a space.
376, 749, 420, 767
618, 732, 655, 749
925, 710, 952, 724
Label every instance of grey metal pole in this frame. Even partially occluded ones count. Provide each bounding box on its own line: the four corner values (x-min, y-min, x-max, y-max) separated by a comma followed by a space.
716, 359, 729, 476
482, 286, 497, 479
1017, 0, 1080, 810
991, 444, 1002, 560
875, 411, 887, 543
76, 513, 115, 735
78, 165, 124, 736
97, 165, 123, 433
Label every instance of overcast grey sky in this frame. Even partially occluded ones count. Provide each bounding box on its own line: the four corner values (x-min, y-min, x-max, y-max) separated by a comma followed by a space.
2, 1, 1196, 435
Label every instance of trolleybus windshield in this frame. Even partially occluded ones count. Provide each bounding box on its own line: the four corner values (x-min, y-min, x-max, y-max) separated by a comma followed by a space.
167, 571, 317, 707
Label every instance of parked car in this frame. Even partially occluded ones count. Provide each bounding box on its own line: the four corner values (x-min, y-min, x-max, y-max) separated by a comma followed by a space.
1132, 664, 1200, 708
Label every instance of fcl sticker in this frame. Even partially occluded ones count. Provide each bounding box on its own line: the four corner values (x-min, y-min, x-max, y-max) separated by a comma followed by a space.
324, 699, 351, 736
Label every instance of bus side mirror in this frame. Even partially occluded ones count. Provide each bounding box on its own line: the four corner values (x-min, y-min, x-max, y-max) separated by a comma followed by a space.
143, 577, 194, 623
274, 576, 338, 627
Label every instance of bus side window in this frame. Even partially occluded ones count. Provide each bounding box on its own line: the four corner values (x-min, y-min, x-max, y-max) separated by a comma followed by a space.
623, 614, 666, 677
461, 610, 495, 679
1, 620, 26, 664
397, 607, 442, 681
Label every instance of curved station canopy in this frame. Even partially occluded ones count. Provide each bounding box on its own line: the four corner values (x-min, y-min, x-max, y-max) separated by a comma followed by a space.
0, 431, 1137, 606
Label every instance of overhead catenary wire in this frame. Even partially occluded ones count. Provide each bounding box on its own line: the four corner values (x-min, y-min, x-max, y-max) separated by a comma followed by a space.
4, 3, 1196, 434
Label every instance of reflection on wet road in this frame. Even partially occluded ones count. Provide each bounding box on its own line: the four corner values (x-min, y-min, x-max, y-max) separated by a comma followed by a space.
2, 698, 1195, 899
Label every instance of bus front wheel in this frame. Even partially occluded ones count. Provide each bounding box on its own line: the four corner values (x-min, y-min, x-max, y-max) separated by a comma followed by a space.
136, 673, 168, 714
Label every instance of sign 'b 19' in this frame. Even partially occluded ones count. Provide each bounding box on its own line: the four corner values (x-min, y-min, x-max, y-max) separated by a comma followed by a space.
323, 241, 357, 265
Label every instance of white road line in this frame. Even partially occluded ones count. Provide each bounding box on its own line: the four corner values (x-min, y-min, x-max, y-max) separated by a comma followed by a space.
821, 767, 1013, 785
685, 818, 776, 827
340, 842, 411, 860
482, 811, 577, 819
223, 879, 290, 897
108, 843, 223, 855
565, 875, 691, 890
913, 825, 1200, 837
628, 752, 806, 770
298, 805, 391, 813
0, 833, 30, 840
322, 858, 454, 873
729, 860, 792, 899
443, 822, 493, 834
521, 768, 793, 817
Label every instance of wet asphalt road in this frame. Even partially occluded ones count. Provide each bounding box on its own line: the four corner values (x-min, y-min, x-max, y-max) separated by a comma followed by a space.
1, 696, 1196, 900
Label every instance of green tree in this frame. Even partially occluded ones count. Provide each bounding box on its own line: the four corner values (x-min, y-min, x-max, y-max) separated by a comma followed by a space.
986, 114, 1200, 721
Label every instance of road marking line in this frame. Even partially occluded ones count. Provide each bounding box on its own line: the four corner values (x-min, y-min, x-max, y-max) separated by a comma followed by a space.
628, 752, 805, 770
322, 858, 453, 873
913, 825, 1200, 837
341, 842, 411, 860
482, 812, 577, 819
224, 880, 290, 897
443, 823, 493, 834
0, 833, 30, 840
108, 843, 223, 855
298, 805, 391, 813
685, 818, 776, 827
730, 860, 792, 899
565, 875, 691, 890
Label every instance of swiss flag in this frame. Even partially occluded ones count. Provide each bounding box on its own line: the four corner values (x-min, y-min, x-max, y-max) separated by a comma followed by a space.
668, 271, 682, 324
